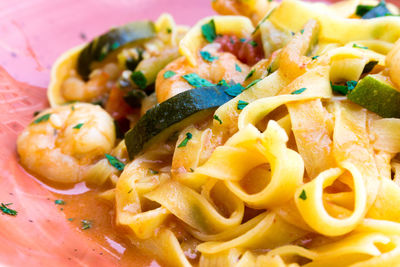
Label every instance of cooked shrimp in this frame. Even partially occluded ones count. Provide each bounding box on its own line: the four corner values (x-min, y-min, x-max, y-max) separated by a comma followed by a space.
156, 45, 249, 103
61, 63, 119, 103
17, 103, 116, 183
386, 39, 400, 89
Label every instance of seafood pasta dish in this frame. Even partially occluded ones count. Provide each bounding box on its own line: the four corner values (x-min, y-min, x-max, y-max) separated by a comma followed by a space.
15, 0, 400, 266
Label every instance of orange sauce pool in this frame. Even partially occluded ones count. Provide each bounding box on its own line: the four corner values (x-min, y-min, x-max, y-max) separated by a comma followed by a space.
39, 179, 162, 267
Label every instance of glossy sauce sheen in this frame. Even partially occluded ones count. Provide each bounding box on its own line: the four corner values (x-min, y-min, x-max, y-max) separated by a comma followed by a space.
51, 182, 162, 267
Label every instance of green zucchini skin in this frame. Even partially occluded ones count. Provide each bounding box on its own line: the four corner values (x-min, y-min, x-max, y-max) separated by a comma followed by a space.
77, 21, 156, 80
125, 85, 235, 159
347, 75, 400, 118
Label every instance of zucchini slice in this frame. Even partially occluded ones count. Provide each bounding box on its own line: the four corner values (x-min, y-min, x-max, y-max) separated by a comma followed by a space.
347, 75, 400, 118
78, 21, 156, 80
125, 85, 236, 158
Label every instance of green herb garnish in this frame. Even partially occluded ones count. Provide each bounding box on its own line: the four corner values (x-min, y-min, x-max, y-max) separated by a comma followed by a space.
248, 40, 258, 47
130, 71, 147, 89
245, 69, 255, 80
81, 219, 92, 230
356, 0, 391, 18
182, 73, 214, 88
331, 81, 358, 95
33, 113, 51, 124
201, 19, 217, 43
291, 88, 307, 94
224, 84, 245, 97
105, 154, 125, 171
200, 51, 219, 62
167, 28, 172, 34
178, 132, 193, 148
217, 79, 228, 86
54, 199, 65, 205
299, 190, 307, 200
237, 100, 249, 110
0, 203, 17, 216
347, 80, 358, 91
353, 43, 368, 49
213, 114, 222, 124
71, 105, 75, 111
164, 70, 176, 79
72, 123, 84, 130
245, 79, 262, 90
235, 63, 242, 72
311, 55, 319, 60
252, 8, 276, 34
67, 218, 74, 221
189, 168, 194, 172
149, 169, 159, 175
240, 38, 246, 43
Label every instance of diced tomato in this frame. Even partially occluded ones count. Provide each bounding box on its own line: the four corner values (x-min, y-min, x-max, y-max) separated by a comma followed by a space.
105, 86, 135, 120
215, 35, 264, 65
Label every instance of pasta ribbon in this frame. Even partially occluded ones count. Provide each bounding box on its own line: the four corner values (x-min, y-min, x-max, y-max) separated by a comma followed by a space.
197, 212, 306, 254
116, 152, 172, 239
145, 180, 244, 234
225, 121, 304, 208
180, 15, 254, 66
269, 0, 400, 44
129, 229, 192, 267
295, 163, 367, 236
199, 248, 243, 267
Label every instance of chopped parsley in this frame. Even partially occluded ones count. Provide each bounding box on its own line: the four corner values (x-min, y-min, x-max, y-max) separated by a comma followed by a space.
245, 79, 262, 90
105, 154, 125, 171
178, 132, 193, 148
0, 203, 17, 216
352, 43, 368, 49
299, 190, 307, 200
224, 83, 245, 97
130, 71, 147, 89
111, 41, 120, 51
200, 50, 219, 62
201, 19, 217, 43
33, 113, 51, 124
237, 100, 249, 110
252, 8, 276, 34
33, 110, 41, 116
300, 29, 304, 34
182, 73, 214, 88
67, 218, 74, 221
163, 70, 176, 79
72, 123, 84, 130
189, 168, 194, 172
71, 105, 75, 111
311, 55, 319, 60
331, 81, 358, 95
167, 28, 172, 34
54, 199, 65, 205
148, 169, 159, 175
217, 79, 228, 86
240, 38, 247, 43
213, 114, 222, 124
245, 69, 255, 80
235, 63, 242, 72
267, 66, 273, 75
248, 40, 258, 47
291, 87, 307, 95
347, 80, 358, 91
356, 0, 391, 19
81, 219, 92, 230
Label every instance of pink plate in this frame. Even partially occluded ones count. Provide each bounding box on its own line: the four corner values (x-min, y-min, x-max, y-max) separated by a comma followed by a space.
0, 1, 212, 266
1, 0, 399, 266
